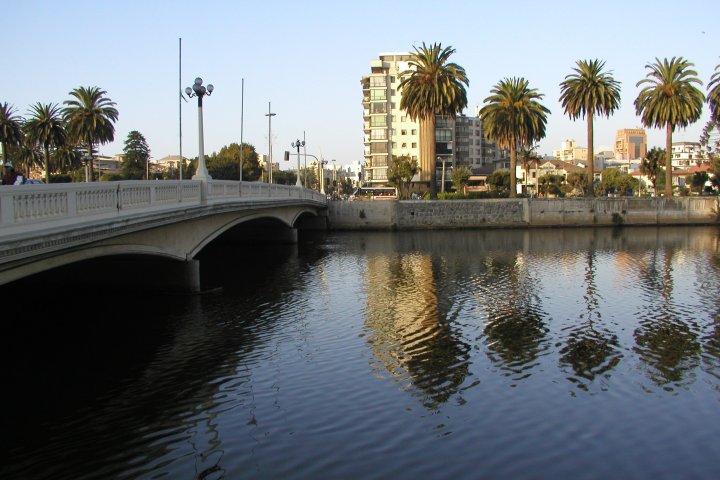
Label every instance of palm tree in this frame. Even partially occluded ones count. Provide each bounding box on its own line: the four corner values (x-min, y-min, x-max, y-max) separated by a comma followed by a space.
634, 57, 704, 197
702, 64, 720, 153
559, 59, 621, 196
480, 77, 550, 197
62, 86, 118, 180
0, 102, 25, 166
14, 140, 42, 179
24, 103, 67, 183
398, 42, 468, 199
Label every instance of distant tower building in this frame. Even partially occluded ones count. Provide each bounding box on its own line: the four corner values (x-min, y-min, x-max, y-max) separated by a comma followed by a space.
361, 52, 485, 187
553, 139, 588, 164
614, 128, 647, 160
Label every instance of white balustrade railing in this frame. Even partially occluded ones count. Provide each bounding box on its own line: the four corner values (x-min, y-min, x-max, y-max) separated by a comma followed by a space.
0, 180, 326, 229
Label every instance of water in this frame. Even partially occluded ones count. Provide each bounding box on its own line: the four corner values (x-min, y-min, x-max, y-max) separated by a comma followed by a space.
2, 226, 720, 479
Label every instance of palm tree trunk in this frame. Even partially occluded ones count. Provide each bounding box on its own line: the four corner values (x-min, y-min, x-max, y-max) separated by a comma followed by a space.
420, 116, 437, 198
587, 112, 594, 197
665, 123, 673, 197
88, 141, 94, 181
44, 144, 50, 183
510, 142, 517, 198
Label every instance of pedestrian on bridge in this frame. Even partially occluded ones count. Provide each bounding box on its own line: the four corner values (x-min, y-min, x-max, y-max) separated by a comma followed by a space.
2, 162, 22, 185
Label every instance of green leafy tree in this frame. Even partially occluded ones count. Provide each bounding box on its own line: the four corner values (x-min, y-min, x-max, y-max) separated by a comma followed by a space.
566, 171, 588, 196
240, 143, 262, 181
538, 173, 563, 197
207, 143, 241, 180
687, 171, 709, 194
272, 170, 297, 185
63, 86, 119, 181
559, 59, 621, 196
451, 165, 471, 194
24, 102, 67, 183
0, 102, 25, 166
641, 147, 665, 194
599, 168, 639, 196
480, 77, 550, 197
487, 169, 510, 194
398, 42, 468, 199
300, 166, 318, 190
635, 57, 705, 197
121, 130, 150, 179
387, 154, 419, 199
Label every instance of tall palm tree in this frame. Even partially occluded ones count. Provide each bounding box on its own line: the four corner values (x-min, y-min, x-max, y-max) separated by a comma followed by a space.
0, 102, 25, 166
702, 64, 720, 153
635, 57, 704, 197
398, 42, 468, 198
480, 77, 550, 197
24, 103, 67, 183
62, 86, 118, 180
559, 59, 621, 196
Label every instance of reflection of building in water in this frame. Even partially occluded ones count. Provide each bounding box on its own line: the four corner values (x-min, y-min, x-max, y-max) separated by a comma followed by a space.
363, 252, 469, 407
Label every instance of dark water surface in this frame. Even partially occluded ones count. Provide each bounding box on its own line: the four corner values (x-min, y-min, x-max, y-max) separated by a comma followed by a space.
2, 226, 720, 479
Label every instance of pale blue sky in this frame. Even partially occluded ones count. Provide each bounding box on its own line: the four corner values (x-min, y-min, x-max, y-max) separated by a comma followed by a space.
4, 0, 719, 167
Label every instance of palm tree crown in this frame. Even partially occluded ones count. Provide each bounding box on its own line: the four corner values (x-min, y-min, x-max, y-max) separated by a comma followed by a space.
398, 42, 468, 198
63, 86, 118, 180
559, 59, 621, 196
634, 57, 704, 197
702, 64, 720, 152
25, 102, 67, 182
480, 77, 550, 197
0, 102, 25, 165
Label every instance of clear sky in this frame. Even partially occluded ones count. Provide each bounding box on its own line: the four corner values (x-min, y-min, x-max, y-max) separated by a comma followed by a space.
4, 0, 719, 167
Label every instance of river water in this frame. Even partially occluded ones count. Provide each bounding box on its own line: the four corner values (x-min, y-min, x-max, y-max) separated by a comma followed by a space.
2, 226, 720, 479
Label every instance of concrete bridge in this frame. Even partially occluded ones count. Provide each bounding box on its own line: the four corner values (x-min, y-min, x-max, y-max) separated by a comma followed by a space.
0, 180, 327, 292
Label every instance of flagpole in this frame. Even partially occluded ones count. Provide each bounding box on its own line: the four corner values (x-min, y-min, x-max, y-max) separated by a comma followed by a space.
240, 78, 244, 182
179, 37, 183, 181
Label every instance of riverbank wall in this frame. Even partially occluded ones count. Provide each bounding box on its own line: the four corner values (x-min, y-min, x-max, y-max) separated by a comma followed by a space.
326, 197, 718, 230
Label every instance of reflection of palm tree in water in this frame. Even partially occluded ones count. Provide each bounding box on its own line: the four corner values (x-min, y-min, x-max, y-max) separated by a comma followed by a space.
483, 253, 548, 381
559, 247, 621, 388
634, 246, 701, 387
365, 253, 470, 409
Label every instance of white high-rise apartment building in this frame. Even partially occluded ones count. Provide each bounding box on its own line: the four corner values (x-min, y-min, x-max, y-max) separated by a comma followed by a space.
361, 52, 486, 187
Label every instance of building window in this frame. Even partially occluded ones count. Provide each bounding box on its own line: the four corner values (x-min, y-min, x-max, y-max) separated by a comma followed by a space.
371, 129, 387, 140
402, 143, 407, 148
371, 103, 387, 114
411, 129, 417, 135
370, 76, 387, 88
370, 116, 387, 127
371, 143, 388, 154
401, 129, 407, 135
370, 90, 386, 101
412, 142, 417, 148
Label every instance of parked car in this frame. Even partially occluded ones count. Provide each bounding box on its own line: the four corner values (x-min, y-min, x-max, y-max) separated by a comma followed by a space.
24, 179, 44, 184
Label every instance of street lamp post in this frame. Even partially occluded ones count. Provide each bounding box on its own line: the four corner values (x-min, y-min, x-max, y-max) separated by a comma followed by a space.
332, 159, 336, 194
291, 138, 305, 187
319, 159, 328, 194
265, 102, 276, 184
185, 77, 214, 180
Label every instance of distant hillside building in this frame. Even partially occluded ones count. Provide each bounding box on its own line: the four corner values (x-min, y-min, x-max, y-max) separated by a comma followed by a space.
671, 141, 704, 169
553, 140, 588, 164
614, 128, 647, 160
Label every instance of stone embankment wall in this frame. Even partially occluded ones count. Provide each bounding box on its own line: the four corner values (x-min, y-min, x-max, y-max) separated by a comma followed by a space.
326, 197, 718, 230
